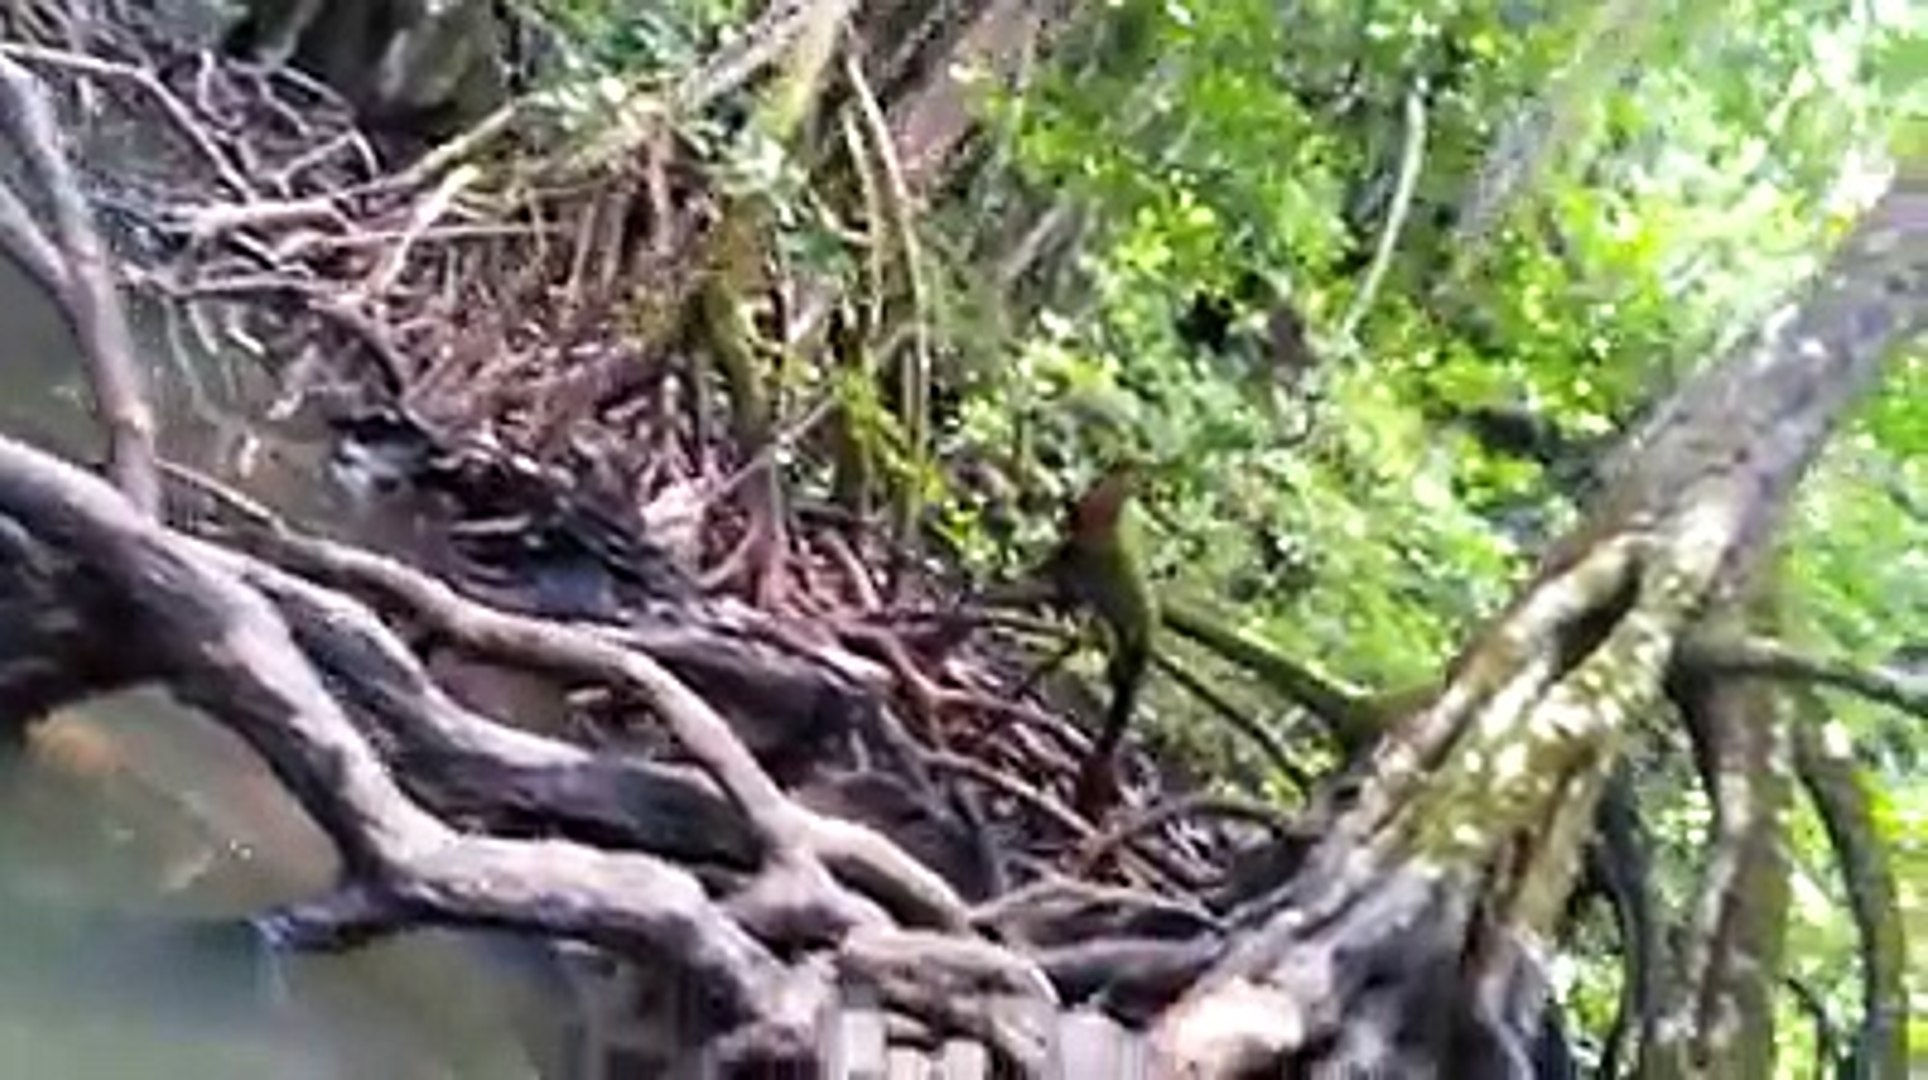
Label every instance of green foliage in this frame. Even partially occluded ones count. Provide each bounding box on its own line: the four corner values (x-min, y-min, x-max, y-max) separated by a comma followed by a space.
538, 0, 1923, 1064
932, 0, 1921, 1067
522, 0, 749, 76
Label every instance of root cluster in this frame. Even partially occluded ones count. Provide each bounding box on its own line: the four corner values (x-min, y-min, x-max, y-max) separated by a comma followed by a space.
0, 8, 1294, 1073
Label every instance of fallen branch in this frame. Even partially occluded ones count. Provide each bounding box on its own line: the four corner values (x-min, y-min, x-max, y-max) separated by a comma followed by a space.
14, 437, 1096, 1070
210, 508, 972, 933
0, 54, 160, 515
0, 433, 823, 1054
1159, 597, 1383, 751
212, 546, 762, 867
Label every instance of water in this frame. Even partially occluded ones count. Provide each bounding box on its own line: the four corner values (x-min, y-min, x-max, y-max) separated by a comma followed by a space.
0, 244, 574, 1076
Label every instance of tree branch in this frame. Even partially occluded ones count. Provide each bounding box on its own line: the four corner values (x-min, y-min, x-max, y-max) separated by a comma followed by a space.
1337, 85, 1427, 348
0, 55, 160, 516
1682, 635, 1928, 719
207, 509, 972, 933
1787, 689, 1907, 1077
217, 548, 763, 866
0, 433, 822, 1050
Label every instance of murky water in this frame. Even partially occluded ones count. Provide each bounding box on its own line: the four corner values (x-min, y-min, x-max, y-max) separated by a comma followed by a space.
0, 243, 575, 1076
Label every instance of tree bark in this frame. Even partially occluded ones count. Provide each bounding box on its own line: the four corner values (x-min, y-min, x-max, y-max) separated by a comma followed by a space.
1151, 178, 1925, 1076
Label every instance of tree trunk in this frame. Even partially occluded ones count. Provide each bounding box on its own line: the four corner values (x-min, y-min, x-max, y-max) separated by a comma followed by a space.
1154, 176, 1926, 1076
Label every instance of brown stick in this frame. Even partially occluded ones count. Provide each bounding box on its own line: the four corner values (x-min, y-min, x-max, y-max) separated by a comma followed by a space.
0, 55, 160, 516
1072, 795, 1293, 876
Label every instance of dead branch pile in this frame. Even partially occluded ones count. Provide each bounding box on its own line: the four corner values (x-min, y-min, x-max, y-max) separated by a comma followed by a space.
0, 7, 1291, 1074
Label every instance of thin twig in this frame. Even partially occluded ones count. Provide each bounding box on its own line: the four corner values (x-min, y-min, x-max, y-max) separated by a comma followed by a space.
366, 163, 482, 298
1337, 85, 1427, 349
843, 48, 933, 541
0, 42, 253, 197
676, 0, 813, 114
1072, 794, 1293, 876
386, 101, 519, 193
1153, 651, 1312, 793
